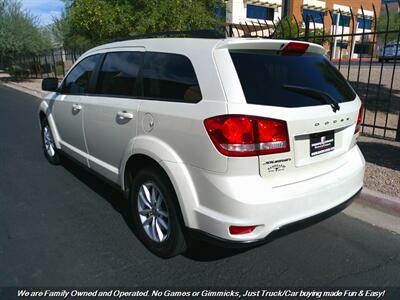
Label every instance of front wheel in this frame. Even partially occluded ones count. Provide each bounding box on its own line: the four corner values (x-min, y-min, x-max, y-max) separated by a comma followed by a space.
130, 167, 187, 258
41, 119, 61, 165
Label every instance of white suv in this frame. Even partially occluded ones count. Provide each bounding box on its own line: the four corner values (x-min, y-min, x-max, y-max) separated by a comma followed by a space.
39, 36, 365, 257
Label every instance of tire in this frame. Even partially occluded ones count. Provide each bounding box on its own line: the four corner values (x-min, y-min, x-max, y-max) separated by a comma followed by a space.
41, 118, 61, 165
130, 167, 187, 258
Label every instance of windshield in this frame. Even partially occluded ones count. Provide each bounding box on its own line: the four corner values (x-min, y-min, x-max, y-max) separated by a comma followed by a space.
229, 49, 356, 108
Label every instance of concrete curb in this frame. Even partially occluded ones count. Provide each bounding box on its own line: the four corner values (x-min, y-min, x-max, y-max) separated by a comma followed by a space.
356, 188, 400, 217
1, 81, 46, 99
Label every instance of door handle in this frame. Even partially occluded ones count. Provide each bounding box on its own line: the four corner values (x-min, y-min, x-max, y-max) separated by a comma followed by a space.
72, 104, 82, 111
117, 111, 134, 120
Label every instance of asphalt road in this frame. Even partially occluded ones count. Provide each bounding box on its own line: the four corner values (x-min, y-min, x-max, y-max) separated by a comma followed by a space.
1, 84, 400, 288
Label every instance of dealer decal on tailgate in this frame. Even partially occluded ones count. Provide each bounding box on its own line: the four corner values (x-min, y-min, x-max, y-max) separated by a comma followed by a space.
310, 130, 335, 157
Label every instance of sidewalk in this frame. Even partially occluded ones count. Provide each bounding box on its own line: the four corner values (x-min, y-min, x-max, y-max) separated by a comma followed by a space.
0, 72, 47, 98
1, 74, 399, 220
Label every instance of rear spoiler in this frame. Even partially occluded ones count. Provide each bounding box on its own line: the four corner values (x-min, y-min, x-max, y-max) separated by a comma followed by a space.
215, 39, 326, 55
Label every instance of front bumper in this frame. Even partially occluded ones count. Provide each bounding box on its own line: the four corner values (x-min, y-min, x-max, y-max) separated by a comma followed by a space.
186, 145, 365, 242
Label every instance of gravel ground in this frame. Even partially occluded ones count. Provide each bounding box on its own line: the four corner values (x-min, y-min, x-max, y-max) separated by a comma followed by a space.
358, 135, 400, 198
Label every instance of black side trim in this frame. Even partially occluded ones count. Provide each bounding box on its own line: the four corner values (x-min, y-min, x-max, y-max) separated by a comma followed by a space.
186, 188, 362, 249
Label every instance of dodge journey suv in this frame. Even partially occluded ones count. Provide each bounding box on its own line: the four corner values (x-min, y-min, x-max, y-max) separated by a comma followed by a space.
39, 36, 365, 257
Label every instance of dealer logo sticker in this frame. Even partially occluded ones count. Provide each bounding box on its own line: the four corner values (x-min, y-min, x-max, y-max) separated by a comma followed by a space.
263, 158, 291, 165
268, 164, 286, 173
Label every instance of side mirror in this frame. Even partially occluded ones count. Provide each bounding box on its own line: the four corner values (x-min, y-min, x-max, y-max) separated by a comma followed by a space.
42, 78, 59, 92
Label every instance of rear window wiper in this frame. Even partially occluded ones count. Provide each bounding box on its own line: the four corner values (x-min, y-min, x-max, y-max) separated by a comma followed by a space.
282, 85, 340, 112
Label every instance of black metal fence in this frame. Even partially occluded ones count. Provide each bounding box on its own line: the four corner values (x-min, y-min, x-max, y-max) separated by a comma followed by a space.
7, 48, 85, 79
227, 2, 400, 141
5, 2, 400, 141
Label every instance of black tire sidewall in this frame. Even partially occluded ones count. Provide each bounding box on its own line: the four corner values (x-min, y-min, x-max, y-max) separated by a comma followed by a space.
130, 167, 186, 258
41, 119, 61, 165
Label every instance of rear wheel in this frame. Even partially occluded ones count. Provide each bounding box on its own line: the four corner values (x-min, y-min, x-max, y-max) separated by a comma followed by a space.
41, 119, 61, 165
130, 167, 187, 258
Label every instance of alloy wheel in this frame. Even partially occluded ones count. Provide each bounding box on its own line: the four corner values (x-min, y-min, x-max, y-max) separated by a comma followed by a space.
137, 181, 170, 243
43, 125, 56, 157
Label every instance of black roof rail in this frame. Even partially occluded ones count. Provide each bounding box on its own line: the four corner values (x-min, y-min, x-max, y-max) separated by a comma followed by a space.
110, 29, 225, 43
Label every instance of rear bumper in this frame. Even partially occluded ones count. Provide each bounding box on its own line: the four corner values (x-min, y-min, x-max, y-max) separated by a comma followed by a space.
187, 188, 361, 248
186, 145, 365, 242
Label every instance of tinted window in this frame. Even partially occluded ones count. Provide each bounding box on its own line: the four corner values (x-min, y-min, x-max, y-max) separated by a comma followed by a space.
358, 18, 372, 29
142, 52, 202, 103
97, 52, 142, 97
302, 9, 324, 24
332, 14, 350, 27
63, 55, 100, 94
246, 4, 274, 20
230, 50, 356, 108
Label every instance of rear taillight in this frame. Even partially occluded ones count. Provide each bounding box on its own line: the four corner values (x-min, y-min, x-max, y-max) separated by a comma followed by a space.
281, 42, 309, 55
229, 225, 257, 235
355, 106, 363, 134
204, 115, 290, 157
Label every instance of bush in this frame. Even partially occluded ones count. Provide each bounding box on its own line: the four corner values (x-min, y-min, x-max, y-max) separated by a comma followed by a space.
7, 65, 30, 78
55, 61, 64, 76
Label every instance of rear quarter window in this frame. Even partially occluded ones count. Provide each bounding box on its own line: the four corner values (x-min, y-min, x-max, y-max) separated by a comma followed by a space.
229, 49, 356, 107
142, 52, 202, 103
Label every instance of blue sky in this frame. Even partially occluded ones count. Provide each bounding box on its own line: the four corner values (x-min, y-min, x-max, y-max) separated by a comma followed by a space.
21, 0, 64, 26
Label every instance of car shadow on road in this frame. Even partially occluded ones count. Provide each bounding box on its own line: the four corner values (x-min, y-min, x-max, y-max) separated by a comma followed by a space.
60, 157, 141, 236
358, 141, 400, 171
183, 201, 351, 262
59, 155, 350, 262
60, 157, 253, 260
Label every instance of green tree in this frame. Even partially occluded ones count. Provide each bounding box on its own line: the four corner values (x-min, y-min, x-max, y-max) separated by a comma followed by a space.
57, 0, 225, 48
0, 0, 51, 65
133, 0, 225, 33
377, 10, 400, 42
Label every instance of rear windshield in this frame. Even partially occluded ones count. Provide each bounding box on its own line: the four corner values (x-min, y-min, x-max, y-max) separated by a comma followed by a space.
229, 50, 356, 107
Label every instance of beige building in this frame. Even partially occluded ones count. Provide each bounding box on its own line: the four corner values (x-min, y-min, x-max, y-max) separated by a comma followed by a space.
226, 0, 381, 58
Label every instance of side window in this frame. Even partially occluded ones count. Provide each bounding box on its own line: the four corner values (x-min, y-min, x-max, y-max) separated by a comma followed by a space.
142, 52, 202, 103
97, 52, 142, 97
62, 54, 100, 94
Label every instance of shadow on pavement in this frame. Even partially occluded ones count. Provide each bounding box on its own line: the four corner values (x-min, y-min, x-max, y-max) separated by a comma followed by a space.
358, 141, 400, 171
183, 193, 355, 262
60, 157, 141, 238
59, 155, 351, 262
60, 156, 249, 261
0, 74, 35, 83
350, 81, 400, 114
